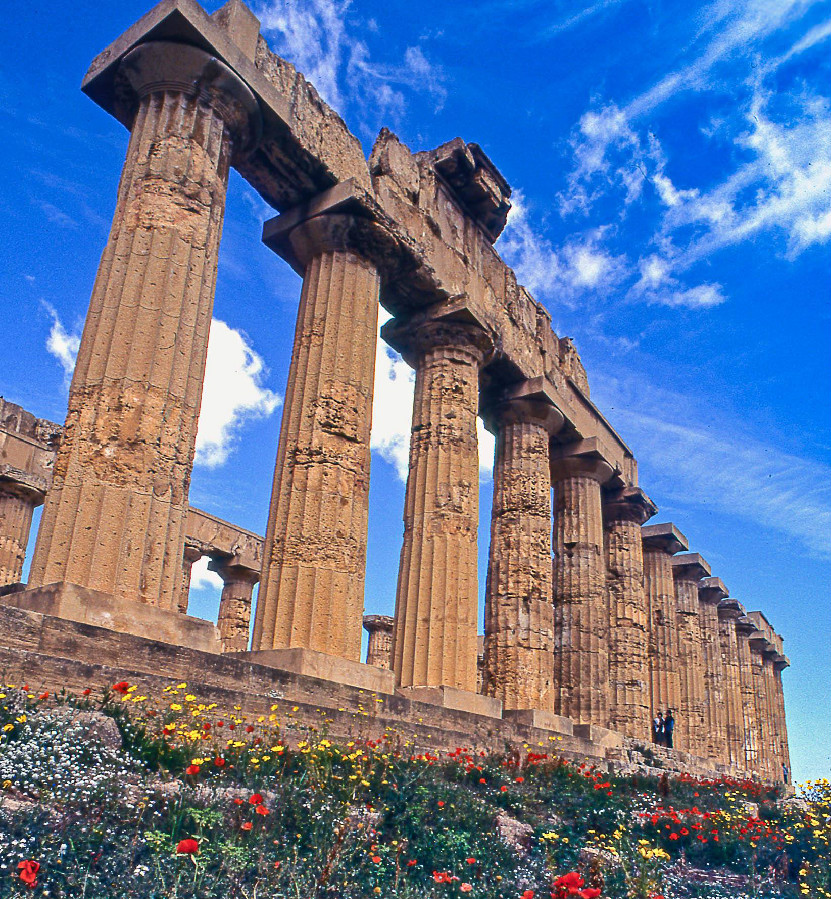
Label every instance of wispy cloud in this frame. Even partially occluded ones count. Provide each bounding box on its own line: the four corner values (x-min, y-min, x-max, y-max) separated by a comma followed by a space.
256, 0, 446, 126
594, 372, 831, 561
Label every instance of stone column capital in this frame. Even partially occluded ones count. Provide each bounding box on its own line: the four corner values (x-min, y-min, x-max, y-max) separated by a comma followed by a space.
483, 377, 565, 435
0, 467, 47, 505
717, 597, 743, 620
642, 521, 688, 556
208, 557, 260, 586
671, 552, 711, 582
363, 614, 394, 635
603, 485, 658, 525
699, 576, 728, 605
549, 438, 617, 485
773, 654, 790, 671
118, 40, 261, 152
383, 314, 494, 369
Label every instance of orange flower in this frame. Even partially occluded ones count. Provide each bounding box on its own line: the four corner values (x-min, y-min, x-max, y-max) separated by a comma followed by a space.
185, 765, 200, 776
255, 804, 270, 816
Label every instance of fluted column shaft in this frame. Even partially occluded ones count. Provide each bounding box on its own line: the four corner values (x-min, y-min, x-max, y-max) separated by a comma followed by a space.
762, 653, 782, 780
178, 544, 204, 615
604, 489, 656, 739
642, 528, 686, 729
773, 664, 791, 781
0, 481, 44, 587
29, 42, 257, 609
699, 592, 729, 763
736, 624, 759, 771
551, 454, 613, 726
750, 643, 774, 779
211, 560, 259, 653
392, 322, 488, 691
483, 396, 562, 711
717, 606, 745, 769
673, 573, 706, 754
253, 217, 380, 661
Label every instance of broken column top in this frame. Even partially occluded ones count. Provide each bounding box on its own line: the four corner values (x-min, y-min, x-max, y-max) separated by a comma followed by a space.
363, 614, 394, 633
671, 552, 711, 581
736, 614, 760, 637
603, 485, 658, 524
699, 576, 728, 603
642, 522, 688, 555
421, 137, 512, 242
717, 597, 743, 619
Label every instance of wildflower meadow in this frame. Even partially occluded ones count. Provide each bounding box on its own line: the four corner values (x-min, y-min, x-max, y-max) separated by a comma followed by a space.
0, 680, 828, 898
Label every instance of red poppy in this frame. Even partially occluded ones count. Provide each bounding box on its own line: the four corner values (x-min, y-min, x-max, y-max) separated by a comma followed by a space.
246, 725, 255, 733
522, 892, 535, 899
466, 857, 477, 865
249, 793, 264, 805
38, 692, 49, 701
185, 764, 200, 776
255, 804, 269, 816
111, 681, 130, 695
214, 758, 225, 767
17, 860, 39, 888
407, 859, 417, 867
371, 856, 381, 864
461, 884, 473, 893
479, 778, 487, 784
176, 839, 199, 855
233, 798, 244, 805
82, 688, 91, 696
500, 785, 508, 792
241, 822, 253, 831
515, 776, 524, 783
437, 800, 445, 807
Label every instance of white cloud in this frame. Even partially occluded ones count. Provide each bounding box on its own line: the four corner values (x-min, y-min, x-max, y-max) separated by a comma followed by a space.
44, 303, 80, 384
195, 319, 282, 468
370, 310, 494, 483
43, 310, 280, 468
189, 555, 223, 592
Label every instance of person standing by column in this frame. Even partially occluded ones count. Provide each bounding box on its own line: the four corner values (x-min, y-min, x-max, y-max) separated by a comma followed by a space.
664, 709, 675, 749
652, 710, 665, 745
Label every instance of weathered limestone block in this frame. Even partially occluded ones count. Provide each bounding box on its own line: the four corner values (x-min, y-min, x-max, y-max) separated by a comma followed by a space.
363, 614, 394, 669
178, 543, 204, 615
762, 649, 783, 781
253, 214, 381, 661
604, 487, 657, 740
29, 41, 259, 610
386, 318, 491, 691
736, 614, 761, 772
717, 598, 746, 769
0, 472, 46, 587
550, 442, 616, 727
642, 523, 687, 729
210, 558, 259, 653
482, 381, 564, 711
671, 553, 711, 754
699, 577, 729, 763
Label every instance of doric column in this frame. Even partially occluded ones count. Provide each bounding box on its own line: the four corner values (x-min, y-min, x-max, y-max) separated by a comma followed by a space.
671, 553, 711, 754
762, 648, 784, 781
699, 577, 729, 763
29, 41, 259, 609
603, 487, 657, 739
772, 655, 791, 783
389, 318, 492, 691
748, 632, 774, 780
178, 543, 204, 615
363, 614, 394, 669
642, 523, 688, 732
252, 214, 382, 661
735, 614, 760, 773
482, 381, 564, 711
210, 558, 259, 653
0, 470, 46, 587
550, 441, 616, 727
717, 598, 746, 769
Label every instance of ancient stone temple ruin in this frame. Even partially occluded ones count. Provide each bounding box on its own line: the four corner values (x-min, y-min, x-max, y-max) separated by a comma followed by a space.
0, 0, 790, 784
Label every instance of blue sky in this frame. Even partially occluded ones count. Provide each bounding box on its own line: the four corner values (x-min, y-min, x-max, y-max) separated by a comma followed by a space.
0, 0, 829, 781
